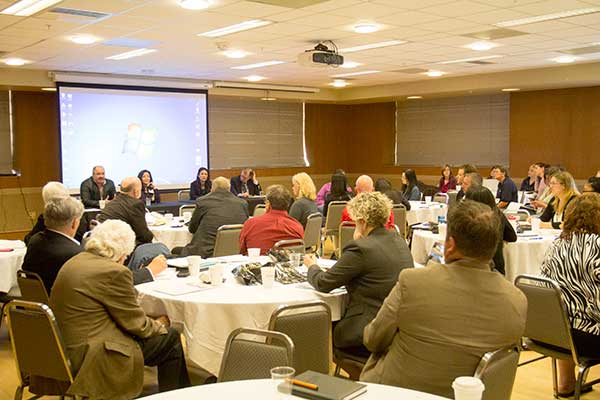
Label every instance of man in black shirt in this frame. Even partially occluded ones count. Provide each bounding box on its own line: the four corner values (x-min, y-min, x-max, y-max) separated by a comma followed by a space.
494, 166, 518, 208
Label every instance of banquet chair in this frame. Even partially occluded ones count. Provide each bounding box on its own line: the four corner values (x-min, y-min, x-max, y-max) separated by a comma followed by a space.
268, 301, 331, 375
0, 289, 21, 331
81, 230, 93, 247
515, 275, 600, 400
253, 204, 266, 217
213, 224, 243, 257
17, 270, 49, 304
322, 201, 348, 255
177, 189, 190, 201
273, 239, 305, 254
218, 328, 294, 383
303, 213, 323, 253
474, 345, 520, 400
333, 347, 368, 379
337, 221, 356, 258
179, 204, 195, 217
433, 193, 449, 204
6, 300, 74, 400
392, 204, 407, 238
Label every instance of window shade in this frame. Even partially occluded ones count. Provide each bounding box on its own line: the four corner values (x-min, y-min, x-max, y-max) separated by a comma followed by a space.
395, 94, 509, 166
0, 91, 12, 174
208, 96, 306, 169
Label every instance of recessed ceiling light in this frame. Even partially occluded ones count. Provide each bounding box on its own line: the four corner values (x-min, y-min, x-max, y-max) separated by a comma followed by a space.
41, 87, 57, 91
353, 23, 380, 34
1, 0, 62, 16
3, 58, 29, 66
244, 75, 265, 82
407, 96, 422, 99
331, 70, 380, 78
222, 49, 249, 59
465, 41, 498, 51
340, 61, 362, 69
69, 34, 99, 45
496, 7, 600, 27
438, 55, 502, 64
179, 0, 212, 10
198, 20, 272, 38
106, 48, 157, 60
329, 79, 349, 88
425, 70, 445, 77
340, 40, 405, 53
502, 88, 520, 92
553, 55, 576, 63
231, 60, 285, 70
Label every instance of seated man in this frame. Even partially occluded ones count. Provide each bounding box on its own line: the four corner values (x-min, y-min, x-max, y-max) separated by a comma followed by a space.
462, 172, 483, 194
22, 196, 84, 294
230, 168, 261, 197
50, 220, 190, 398
342, 175, 395, 230
80, 165, 116, 208
176, 176, 249, 257
239, 185, 303, 255
360, 200, 527, 398
494, 166, 518, 208
455, 164, 478, 201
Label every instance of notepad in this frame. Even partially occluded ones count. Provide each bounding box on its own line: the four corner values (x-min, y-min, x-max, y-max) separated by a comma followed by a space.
287, 370, 367, 400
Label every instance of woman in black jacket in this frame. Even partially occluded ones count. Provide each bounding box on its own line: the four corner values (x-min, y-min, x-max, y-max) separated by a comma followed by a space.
190, 167, 212, 200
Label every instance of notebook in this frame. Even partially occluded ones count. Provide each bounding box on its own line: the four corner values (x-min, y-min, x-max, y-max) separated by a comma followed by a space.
287, 370, 367, 400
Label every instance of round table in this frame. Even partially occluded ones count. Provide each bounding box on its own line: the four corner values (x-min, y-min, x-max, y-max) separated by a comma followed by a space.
0, 240, 26, 293
410, 229, 560, 282
136, 257, 347, 375
141, 378, 449, 400
407, 201, 447, 226
150, 225, 192, 250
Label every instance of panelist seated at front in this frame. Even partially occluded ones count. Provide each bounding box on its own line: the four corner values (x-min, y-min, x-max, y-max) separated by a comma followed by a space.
230, 168, 262, 197
80, 165, 116, 208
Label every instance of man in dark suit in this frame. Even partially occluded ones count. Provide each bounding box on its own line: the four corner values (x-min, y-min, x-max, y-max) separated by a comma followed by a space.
230, 168, 261, 197
22, 196, 84, 294
80, 165, 116, 208
176, 177, 249, 258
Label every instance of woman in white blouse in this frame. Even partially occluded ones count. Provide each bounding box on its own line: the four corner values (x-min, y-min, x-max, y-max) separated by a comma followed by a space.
541, 193, 600, 396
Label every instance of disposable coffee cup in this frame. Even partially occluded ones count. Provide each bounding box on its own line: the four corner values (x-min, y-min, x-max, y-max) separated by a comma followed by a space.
261, 266, 275, 288
452, 376, 485, 400
187, 256, 202, 277
425, 196, 432, 203
248, 248, 261, 260
99, 200, 106, 209
209, 264, 224, 286
438, 223, 447, 238
531, 217, 541, 231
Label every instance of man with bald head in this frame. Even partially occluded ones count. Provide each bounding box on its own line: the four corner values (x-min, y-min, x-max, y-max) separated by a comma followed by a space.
80, 165, 116, 208
341, 175, 395, 230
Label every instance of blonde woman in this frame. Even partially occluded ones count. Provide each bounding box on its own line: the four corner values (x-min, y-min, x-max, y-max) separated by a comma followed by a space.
540, 171, 579, 229
289, 172, 319, 228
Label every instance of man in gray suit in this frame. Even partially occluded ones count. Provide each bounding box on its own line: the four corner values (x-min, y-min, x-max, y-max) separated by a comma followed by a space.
360, 200, 527, 398
176, 176, 249, 258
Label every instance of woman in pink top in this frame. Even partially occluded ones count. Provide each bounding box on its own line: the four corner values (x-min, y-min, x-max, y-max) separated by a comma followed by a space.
438, 164, 457, 193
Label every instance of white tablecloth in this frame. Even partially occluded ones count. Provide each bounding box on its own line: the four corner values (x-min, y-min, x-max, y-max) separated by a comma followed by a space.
150, 225, 192, 250
142, 379, 449, 400
136, 256, 347, 375
410, 229, 560, 282
407, 201, 448, 226
0, 240, 26, 293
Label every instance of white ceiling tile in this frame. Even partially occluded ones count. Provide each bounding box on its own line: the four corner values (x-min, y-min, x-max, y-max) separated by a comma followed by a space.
510, 0, 595, 15
396, 0, 458, 10
419, 18, 483, 32
326, 3, 400, 18
267, 9, 313, 22
213, 1, 292, 18
420, 1, 497, 18
516, 20, 580, 34
377, 10, 446, 26
460, 9, 532, 24
543, 25, 600, 38
289, 13, 357, 28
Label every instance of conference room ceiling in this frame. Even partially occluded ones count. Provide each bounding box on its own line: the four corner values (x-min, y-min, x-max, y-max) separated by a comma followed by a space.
2, 0, 600, 89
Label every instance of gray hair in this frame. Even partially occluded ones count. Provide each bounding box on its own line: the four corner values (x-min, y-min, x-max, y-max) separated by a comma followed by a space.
42, 181, 69, 204
212, 176, 230, 191
84, 219, 135, 262
464, 172, 483, 188
347, 191, 392, 228
43, 196, 84, 229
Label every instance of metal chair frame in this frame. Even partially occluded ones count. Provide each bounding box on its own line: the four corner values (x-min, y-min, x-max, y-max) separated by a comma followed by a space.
177, 189, 191, 201
213, 224, 243, 257
392, 204, 407, 238
179, 204, 196, 217
337, 221, 356, 259
253, 204, 267, 217
433, 192, 449, 204
303, 213, 323, 253
474, 345, 520, 400
17, 270, 49, 304
322, 201, 348, 255
273, 238, 305, 254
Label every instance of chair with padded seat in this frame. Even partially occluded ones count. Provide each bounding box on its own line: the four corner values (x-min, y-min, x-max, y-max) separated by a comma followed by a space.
433, 192, 449, 204
337, 221, 356, 258
253, 204, 266, 217
303, 213, 323, 253
17, 270, 49, 304
179, 204, 196, 217
322, 201, 347, 255
177, 189, 191, 201
273, 238, 305, 254
474, 345, 520, 400
218, 328, 294, 383
213, 224, 243, 257
392, 204, 407, 238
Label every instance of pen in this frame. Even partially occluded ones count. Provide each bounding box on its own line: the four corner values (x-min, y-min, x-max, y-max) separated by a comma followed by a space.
288, 379, 319, 390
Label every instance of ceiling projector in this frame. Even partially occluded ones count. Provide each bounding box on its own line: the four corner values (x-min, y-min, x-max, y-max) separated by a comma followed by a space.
298, 43, 344, 67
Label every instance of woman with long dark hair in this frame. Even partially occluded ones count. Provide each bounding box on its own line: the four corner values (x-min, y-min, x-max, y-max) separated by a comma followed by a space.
324, 173, 352, 218
137, 169, 161, 204
190, 167, 212, 200
401, 169, 421, 201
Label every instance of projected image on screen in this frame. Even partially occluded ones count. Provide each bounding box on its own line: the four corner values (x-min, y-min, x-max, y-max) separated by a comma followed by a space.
58, 85, 208, 189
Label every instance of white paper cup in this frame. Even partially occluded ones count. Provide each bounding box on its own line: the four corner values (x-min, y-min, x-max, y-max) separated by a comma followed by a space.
438, 223, 447, 238
99, 200, 106, 209
290, 253, 301, 268
248, 248, 261, 260
531, 217, 541, 231
164, 213, 174, 223
425, 196, 432, 203
453, 376, 485, 400
209, 264, 224, 286
187, 256, 202, 277
261, 266, 275, 288
183, 211, 192, 222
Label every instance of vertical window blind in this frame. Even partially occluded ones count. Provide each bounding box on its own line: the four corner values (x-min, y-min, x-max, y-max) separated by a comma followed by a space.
395, 94, 509, 167
208, 96, 306, 169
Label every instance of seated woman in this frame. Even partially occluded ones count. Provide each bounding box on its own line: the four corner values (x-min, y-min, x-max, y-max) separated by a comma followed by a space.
401, 169, 421, 201
464, 186, 516, 275
304, 192, 414, 379
137, 169, 161, 205
530, 165, 564, 211
323, 173, 353, 219
289, 172, 319, 228
540, 171, 579, 229
190, 167, 211, 200
520, 164, 538, 192
438, 164, 457, 193
541, 194, 600, 396
374, 178, 410, 210
583, 177, 600, 193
